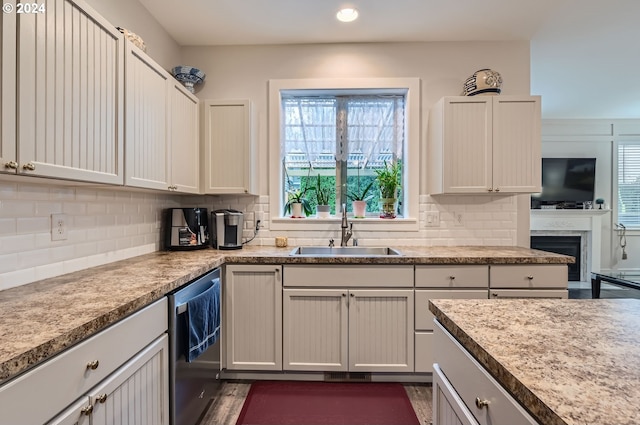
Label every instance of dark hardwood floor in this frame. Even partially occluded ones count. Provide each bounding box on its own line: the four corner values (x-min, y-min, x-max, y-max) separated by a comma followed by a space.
199, 381, 433, 425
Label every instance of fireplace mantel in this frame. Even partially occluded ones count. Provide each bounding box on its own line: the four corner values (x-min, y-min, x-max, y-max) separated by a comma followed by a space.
530, 209, 609, 276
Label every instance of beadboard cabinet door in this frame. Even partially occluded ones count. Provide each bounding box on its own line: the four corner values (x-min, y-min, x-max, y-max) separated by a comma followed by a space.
15, 0, 124, 183
348, 289, 414, 373
201, 99, 256, 194
124, 42, 170, 190
169, 80, 200, 194
283, 288, 349, 372
224, 265, 282, 371
428, 96, 541, 194
1, 9, 16, 175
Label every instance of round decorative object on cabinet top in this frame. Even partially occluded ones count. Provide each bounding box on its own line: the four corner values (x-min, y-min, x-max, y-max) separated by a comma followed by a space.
171, 65, 206, 93
462, 69, 503, 96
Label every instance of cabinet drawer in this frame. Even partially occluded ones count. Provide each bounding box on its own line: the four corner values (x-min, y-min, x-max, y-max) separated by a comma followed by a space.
0, 298, 168, 425
415, 289, 488, 330
490, 265, 567, 288
415, 265, 488, 288
434, 322, 538, 425
283, 265, 413, 287
490, 289, 568, 299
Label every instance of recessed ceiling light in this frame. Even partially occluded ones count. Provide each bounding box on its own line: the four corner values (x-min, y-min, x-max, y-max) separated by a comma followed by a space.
337, 8, 359, 23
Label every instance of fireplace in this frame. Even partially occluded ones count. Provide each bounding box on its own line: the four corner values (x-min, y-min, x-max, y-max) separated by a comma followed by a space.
531, 236, 581, 281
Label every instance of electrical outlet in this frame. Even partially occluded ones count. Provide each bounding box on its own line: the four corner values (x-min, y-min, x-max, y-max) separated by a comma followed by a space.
453, 211, 464, 226
51, 213, 68, 241
425, 211, 440, 227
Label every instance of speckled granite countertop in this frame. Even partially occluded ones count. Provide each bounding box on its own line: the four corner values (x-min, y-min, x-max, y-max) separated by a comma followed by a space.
0, 245, 571, 386
429, 298, 640, 425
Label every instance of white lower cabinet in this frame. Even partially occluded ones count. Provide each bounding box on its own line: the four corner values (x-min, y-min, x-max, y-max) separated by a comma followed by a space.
282, 265, 414, 373
224, 265, 282, 371
415, 266, 489, 373
49, 334, 169, 425
0, 298, 168, 425
433, 321, 538, 425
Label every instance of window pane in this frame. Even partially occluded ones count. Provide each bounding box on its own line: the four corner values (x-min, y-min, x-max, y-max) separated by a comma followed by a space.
618, 143, 640, 226
281, 93, 405, 217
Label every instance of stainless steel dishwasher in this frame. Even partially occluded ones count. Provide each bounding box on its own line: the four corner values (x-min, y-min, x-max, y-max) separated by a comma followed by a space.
168, 268, 221, 425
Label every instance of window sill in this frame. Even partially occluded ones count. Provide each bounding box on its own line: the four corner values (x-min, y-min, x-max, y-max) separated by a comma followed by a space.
270, 216, 418, 232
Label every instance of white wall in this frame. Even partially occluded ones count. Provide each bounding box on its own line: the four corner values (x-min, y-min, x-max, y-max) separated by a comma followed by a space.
183, 41, 533, 247
541, 119, 640, 273
84, 0, 181, 70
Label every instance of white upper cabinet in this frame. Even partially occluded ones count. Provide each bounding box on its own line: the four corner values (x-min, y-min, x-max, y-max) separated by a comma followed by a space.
9, 0, 124, 183
124, 43, 170, 190
1, 9, 17, 174
428, 96, 541, 194
124, 43, 200, 193
169, 80, 200, 194
201, 99, 257, 195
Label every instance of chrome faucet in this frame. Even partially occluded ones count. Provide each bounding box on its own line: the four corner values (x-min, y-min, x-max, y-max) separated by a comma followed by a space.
340, 203, 353, 246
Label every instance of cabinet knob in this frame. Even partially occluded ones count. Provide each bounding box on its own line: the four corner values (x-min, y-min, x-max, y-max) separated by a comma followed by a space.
527, 275, 534, 280
86, 360, 100, 370
494, 188, 500, 192
487, 188, 493, 192
4, 161, 18, 170
342, 293, 346, 297
475, 397, 490, 409
81, 405, 94, 416
449, 276, 455, 280
96, 393, 108, 403
350, 293, 355, 297
22, 162, 36, 171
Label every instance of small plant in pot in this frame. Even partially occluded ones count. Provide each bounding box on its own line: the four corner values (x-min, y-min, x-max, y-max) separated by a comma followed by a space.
284, 187, 312, 218
347, 178, 375, 219
375, 160, 401, 219
314, 174, 332, 218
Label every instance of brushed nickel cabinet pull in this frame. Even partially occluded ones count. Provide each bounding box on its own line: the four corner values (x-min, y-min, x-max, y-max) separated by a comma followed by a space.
527, 275, 534, 280
96, 393, 108, 403
475, 397, 490, 409
86, 360, 100, 370
4, 161, 18, 169
81, 405, 94, 415
22, 162, 36, 171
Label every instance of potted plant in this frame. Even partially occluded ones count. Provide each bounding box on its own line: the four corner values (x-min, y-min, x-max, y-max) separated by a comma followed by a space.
375, 160, 401, 219
284, 187, 312, 218
314, 174, 332, 218
347, 171, 375, 218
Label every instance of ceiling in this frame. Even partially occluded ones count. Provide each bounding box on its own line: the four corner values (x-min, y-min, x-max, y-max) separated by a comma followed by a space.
139, 0, 640, 119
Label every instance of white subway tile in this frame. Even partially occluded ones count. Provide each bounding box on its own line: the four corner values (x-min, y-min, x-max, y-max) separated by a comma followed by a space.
0, 200, 35, 217
17, 217, 50, 234
0, 253, 17, 273
0, 234, 36, 254
0, 219, 17, 235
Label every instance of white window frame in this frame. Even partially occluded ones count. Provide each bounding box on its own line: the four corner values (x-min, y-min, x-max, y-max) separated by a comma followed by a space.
269, 78, 420, 231
615, 139, 640, 230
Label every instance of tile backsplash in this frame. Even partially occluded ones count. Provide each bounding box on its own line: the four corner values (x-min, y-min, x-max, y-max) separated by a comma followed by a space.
0, 181, 518, 290
0, 180, 180, 291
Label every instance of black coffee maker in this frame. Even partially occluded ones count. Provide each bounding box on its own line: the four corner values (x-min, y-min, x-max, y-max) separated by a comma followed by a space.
164, 208, 209, 250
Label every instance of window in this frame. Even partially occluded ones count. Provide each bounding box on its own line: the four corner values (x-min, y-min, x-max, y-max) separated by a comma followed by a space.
618, 142, 640, 226
282, 94, 405, 216
268, 78, 420, 231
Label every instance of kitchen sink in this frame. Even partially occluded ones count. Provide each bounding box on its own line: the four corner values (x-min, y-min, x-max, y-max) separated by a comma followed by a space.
289, 246, 402, 256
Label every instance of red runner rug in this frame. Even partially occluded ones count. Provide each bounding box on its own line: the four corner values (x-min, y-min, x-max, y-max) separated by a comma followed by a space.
235, 380, 420, 425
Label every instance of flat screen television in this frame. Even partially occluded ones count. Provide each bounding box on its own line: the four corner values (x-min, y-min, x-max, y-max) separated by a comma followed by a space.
531, 158, 596, 208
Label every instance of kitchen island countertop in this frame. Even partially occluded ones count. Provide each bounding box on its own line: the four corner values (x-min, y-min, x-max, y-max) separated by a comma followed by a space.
0, 245, 571, 385
429, 298, 640, 425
